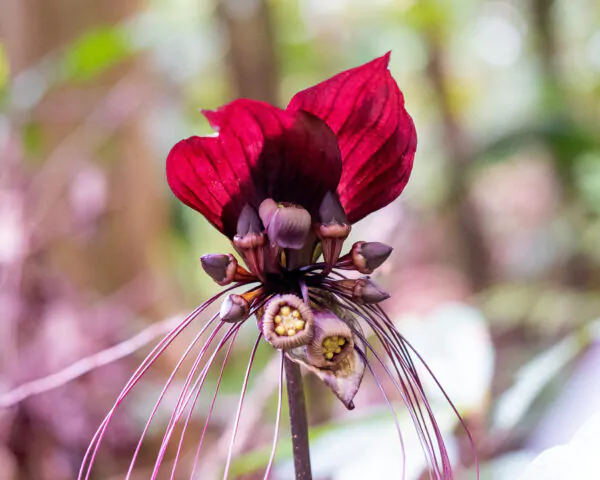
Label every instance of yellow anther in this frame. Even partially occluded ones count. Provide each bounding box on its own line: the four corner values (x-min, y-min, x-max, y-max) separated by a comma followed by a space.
274, 315, 282, 324
275, 325, 286, 336
280, 305, 291, 316
292, 309, 301, 318
338, 338, 346, 346
325, 352, 334, 360
294, 320, 305, 330
287, 329, 296, 336
335, 347, 341, 354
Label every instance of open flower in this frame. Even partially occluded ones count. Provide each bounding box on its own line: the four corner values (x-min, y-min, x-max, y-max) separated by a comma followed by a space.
80, 53, 472, 480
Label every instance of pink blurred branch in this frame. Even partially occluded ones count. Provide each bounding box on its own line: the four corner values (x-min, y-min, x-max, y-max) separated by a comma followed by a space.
0, 314, 183, 408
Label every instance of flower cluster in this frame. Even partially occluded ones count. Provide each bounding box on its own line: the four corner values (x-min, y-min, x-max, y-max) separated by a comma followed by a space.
81, 53, 470, 480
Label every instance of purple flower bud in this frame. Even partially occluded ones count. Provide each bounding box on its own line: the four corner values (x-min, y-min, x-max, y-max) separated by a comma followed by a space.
351, 241, 393, 274
220, 294, 250, 323
200, 254, 238, 286
353, 277, 390, 304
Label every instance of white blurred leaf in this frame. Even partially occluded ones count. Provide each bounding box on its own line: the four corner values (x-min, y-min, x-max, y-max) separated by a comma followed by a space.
518, 413, 600, 480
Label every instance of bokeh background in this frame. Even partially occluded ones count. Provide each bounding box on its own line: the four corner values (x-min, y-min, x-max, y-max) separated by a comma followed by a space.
1, 0, 600, 478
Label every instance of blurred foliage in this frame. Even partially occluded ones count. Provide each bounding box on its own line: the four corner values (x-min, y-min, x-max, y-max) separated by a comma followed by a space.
61, 26, 133, 82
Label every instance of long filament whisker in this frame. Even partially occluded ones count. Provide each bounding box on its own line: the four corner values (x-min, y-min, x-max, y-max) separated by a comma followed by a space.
79, 286, 242, 480
312, 291, 440, 474
221, 333, 262, 479
348, 317, 442, 478
356, 347, 407, 480
264, 351, 285, 479
153, 321, 227, 465
126, 314, 222, 478
168, 324, 242, 480
190, 328, 240, 478
319, 291, 447, 478
189, 299, 269, 478
389, 322, 480, 478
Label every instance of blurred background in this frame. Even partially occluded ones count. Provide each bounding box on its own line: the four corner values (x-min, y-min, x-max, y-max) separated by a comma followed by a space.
1, 0, 600, 478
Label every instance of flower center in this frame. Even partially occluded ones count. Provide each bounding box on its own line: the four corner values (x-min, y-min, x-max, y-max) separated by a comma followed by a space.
321, 335, 346, 360
273, 305, 306, 337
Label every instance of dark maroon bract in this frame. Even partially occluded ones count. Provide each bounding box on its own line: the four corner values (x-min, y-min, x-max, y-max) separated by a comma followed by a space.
81, 53, 472, 480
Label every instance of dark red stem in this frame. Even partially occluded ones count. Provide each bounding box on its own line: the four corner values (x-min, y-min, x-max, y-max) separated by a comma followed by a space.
284, 357, 312, 480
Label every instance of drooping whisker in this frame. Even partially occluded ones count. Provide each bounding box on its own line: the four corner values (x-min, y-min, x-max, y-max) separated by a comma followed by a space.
79, 284, 239, 480
366, 303, 477, 475
347, 302, 446, 476
80, 284, 247, 480
125, 314, 223, 479
343, 310, 444, 478
310, 290, 438, 470
190, 327, 241, 478
221, 333, 262, 480
188, 299, 269, 478
264, 351, 285, 480
371, 305, 479, 476
154, 322, 242, 480
355, 346, 407, 480
317, 290, 453, 479
159, 298, 270, 478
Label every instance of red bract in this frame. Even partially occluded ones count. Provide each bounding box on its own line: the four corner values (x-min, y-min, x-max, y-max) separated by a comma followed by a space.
167, 52, 416, 236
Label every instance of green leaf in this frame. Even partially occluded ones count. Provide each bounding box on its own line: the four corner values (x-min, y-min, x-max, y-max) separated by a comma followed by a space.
61, 26, 133, 81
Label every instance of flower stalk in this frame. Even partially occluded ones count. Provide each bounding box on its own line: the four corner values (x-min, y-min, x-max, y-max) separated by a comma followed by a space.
284, 357, 312, 480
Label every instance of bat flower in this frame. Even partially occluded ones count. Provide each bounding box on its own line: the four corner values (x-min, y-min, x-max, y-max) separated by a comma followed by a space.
81, 53, 474, 480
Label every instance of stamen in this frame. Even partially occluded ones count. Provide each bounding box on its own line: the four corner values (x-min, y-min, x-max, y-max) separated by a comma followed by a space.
306, 310, 354, 368
261, 294, 314, 349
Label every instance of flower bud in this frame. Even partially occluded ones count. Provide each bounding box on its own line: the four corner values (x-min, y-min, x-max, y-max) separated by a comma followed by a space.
200, 254, 238, 286
306, 310, 354, 368
352, 277, 390, 304
220, 294, 250, 323
261, 294, 314, 349
351, 241, 393, 274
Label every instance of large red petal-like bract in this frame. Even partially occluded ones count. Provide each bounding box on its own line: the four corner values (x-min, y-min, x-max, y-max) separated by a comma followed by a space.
166, 53, 416, 235
288, 52, 416, 224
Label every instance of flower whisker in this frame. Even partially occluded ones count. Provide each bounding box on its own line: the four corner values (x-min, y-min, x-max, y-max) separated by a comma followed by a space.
79, 286, 236, 480
320, 289, 453, 478
127, 314, 222, 478
191, 325, 241, 477
355, 346, 407, 479
155, 321, 242, 480
367, 302, 478, 469
222, 333, 262, 479
264, 351, 285, 480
